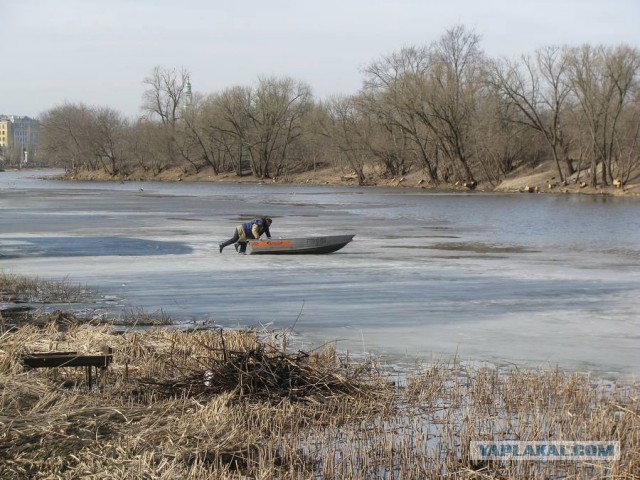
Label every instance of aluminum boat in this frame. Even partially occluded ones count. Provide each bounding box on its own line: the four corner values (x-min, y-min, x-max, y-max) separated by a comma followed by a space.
247, 235, 354, 255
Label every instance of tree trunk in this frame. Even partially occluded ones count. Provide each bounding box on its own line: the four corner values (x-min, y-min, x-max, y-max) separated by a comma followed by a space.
551, 147, 565, 184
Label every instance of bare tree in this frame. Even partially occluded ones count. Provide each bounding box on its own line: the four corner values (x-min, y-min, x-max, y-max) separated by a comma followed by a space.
87, 106, 129, 176
128, 120, 153, 172
426, 25, 484, 183
324, 95, 372, 185
472, 93, 543, 186
175, 94, 223, 174
245, 77, 313, 179
488, 46, 573, 183
363, 117, 415, 178
39, 28, 640, 188
139, 66, 191, 169
614, 95, 640, 184
568, 45, 640, 186
39, 103, 97, 172
362, 26, 484, 184
40, 104, 130, 175
362, 46, 440, 182
208, 86, 254, 176
141, 66, 190, 125
291, 103, 336, 173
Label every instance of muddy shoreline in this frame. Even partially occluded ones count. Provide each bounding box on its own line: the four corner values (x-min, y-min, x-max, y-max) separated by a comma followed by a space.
52, 163, 640, 197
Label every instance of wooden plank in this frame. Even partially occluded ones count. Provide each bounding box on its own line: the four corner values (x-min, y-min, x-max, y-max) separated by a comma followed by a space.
22, 347, 113, 369
22, 354, 113, 368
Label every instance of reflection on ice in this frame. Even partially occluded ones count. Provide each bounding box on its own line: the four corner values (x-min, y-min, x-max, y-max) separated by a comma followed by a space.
0, 236, 192, 258
423, 242, 538, 254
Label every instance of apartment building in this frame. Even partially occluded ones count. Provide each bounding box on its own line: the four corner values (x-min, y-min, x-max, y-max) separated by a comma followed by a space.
0, 118, 9, 150
0, 115, 39, 162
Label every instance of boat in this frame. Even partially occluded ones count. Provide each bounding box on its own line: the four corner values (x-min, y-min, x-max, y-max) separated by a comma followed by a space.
247, 235, 354, 255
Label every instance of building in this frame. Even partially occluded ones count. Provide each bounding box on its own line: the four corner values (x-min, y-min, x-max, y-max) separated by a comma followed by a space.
0, 119, 10, 167
0, 115, 39, 164
0, 119, 9, 150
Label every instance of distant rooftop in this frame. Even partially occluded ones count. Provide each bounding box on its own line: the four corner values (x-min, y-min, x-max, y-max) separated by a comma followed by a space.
0, 115, 36, 121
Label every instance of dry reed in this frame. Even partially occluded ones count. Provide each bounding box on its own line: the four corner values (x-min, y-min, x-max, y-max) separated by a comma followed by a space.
0, 320, 638, 479
0, 271, 90, 304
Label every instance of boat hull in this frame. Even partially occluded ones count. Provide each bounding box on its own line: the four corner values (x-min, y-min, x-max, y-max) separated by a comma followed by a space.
247, 235, 354, 255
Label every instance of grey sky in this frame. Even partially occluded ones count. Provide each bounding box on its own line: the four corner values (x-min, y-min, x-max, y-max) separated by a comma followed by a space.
2, 0, 639, 119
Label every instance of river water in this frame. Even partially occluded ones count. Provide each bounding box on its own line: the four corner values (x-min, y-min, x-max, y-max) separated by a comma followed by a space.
1, 170, 639, 376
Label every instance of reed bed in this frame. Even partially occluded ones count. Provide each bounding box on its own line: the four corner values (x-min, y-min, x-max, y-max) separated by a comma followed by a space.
1, 272, 95, 331
1, 321, 638, 479
0, 271, 90, 304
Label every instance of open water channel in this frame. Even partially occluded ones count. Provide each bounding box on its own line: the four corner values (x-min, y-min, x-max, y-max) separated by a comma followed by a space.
1, 170, 639, 376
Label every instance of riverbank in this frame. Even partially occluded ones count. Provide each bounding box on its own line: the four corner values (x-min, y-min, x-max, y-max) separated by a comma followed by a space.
59, 162, 640, 196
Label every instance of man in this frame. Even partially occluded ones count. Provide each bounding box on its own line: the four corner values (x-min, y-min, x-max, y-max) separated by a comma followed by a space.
219, 217, 272, 254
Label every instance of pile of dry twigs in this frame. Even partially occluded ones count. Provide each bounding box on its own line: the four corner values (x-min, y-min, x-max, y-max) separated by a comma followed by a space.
143, 336, 374, 402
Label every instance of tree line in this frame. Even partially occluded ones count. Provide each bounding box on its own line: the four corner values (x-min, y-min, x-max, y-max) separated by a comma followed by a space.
39, 26, 640, 188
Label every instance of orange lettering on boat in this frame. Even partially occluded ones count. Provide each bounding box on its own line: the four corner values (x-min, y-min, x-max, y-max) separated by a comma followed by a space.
253, 240, 292, 247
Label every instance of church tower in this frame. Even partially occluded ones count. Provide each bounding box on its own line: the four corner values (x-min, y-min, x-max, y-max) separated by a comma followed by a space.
185, 75, 193, 107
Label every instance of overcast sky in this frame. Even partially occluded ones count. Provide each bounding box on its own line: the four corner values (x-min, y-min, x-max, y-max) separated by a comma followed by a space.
2, 0, 639, 119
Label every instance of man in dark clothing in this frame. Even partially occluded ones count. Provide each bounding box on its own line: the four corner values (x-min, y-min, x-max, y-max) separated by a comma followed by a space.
219, 217, 272, 254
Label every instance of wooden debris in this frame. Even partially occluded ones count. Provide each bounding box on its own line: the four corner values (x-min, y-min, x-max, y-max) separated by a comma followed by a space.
22, 346, 113, 388
142, 341, 372, 402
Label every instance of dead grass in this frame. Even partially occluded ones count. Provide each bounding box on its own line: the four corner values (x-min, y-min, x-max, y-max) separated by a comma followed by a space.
0, 321, 638, 479
0, 271, 91, 304
111, 307, 174, 327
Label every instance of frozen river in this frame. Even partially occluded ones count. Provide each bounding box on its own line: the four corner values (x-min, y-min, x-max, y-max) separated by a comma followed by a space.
1, 170, 639, 376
